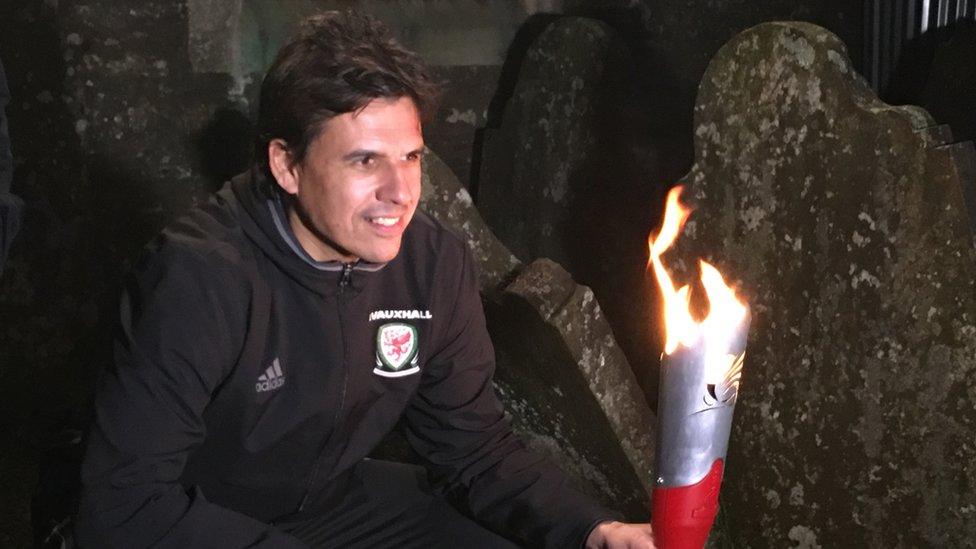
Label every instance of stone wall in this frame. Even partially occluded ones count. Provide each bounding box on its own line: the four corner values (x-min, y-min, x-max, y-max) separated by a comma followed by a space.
473, 4, 864, 407
672, 21, 976, 547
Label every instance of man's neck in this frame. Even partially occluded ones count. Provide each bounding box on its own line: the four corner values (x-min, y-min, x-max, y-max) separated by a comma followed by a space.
285, 203, 357, 264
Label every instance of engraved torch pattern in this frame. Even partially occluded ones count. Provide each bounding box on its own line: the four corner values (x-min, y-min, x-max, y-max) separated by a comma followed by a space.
655, 334, 747, 489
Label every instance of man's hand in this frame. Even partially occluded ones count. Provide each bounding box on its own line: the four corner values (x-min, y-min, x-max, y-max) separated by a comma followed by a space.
585, 520, 656, 549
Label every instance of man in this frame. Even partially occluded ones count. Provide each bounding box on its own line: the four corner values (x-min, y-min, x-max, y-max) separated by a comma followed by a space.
75, 12, 655, 548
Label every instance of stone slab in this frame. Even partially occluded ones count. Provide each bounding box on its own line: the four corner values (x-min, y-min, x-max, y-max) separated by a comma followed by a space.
486, 258, 655, 519
476, 16, 661, 401
671, 21, 976, 547
420, 149, 520, 292
420, 152, 656, 518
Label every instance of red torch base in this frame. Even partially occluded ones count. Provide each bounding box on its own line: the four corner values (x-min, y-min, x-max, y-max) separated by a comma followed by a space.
651, 459, 725, 549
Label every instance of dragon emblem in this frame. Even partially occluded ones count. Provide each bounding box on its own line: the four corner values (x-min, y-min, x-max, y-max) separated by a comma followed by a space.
374, 323, 420, 376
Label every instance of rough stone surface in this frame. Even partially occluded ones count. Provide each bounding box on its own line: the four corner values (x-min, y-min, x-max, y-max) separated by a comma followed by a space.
423, 65, 501, 189
478, 16, 629, 260
187, 0, 243, 75
419, 153, 657, 518
190, 0, 548, 70
420, 150, 521, 292
486, 258, 655, 519
672, 21, 976, 547
1, 2, 220, 544
477, 16, 662, 401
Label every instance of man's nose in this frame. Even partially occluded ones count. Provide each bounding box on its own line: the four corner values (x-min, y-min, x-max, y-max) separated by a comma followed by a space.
377, 162, 415, 205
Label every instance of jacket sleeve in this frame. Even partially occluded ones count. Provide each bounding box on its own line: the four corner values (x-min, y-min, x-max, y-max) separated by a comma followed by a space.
402, 244, 621, 548
74, 245, 307, 549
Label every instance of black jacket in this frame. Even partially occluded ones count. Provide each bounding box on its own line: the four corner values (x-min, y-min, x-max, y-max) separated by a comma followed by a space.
76, 170, 617, 548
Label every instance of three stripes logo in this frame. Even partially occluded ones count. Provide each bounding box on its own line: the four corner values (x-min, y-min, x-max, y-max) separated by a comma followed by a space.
255, 358, 285, 393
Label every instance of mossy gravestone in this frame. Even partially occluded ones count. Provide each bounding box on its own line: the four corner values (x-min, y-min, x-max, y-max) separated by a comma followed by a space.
673, 21, 976, 547
421, 152, 655, 519
477, 16, 660, 402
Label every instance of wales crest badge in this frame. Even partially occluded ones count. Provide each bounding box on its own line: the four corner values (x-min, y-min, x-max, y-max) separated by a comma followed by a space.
374, 323, 420, 377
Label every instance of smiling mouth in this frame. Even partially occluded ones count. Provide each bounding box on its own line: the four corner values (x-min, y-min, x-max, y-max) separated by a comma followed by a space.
368, 216, 401, 227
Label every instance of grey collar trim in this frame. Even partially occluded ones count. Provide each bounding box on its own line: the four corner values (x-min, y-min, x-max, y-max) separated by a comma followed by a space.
266, 193, 386, 273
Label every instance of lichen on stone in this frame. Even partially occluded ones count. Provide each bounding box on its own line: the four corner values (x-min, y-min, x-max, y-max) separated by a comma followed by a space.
676, 21, 976, 547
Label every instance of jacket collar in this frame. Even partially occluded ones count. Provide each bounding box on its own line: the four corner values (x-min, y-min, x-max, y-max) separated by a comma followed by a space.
265, 189, 386, 274
226, 168, 387, 297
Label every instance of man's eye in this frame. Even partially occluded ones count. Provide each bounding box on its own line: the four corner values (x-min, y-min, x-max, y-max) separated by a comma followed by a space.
356, 156, 375, 167
405, 151, 423, 162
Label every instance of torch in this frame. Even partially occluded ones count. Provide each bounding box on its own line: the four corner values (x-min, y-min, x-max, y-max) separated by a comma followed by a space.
647, 186, 750, 549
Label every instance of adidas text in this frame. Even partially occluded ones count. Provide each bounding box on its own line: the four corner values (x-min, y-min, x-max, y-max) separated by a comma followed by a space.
256, 378, 285, 392
256, 359, 286, 393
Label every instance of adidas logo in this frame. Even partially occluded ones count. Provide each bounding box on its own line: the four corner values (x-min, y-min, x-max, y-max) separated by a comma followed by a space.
255, 358, 285, 393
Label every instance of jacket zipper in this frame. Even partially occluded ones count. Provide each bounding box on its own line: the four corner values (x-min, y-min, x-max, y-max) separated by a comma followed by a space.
296, 263, 354, 513
339, 262, 353, 293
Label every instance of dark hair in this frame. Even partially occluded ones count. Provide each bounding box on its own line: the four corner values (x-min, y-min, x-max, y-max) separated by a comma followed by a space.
254, 11, 440, 174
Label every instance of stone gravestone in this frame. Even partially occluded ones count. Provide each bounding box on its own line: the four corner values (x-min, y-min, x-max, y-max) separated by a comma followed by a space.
486, 259, 655, 518
477, 16, 662, 402
671, 21, 976, 547
419, 151, 656, 519
420, 152, 521, 292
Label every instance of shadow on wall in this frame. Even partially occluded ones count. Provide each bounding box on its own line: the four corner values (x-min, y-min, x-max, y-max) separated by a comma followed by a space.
0, 2, 93, 545
26, 113, 256, 545
473, 6, 685, 195
472, 11, 671, 407
565, 3, 691, 182
193, 107, 254, 192
471, 12, 561, 200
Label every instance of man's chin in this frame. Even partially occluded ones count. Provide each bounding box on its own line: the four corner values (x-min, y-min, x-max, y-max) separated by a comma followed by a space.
357, 243, 402, 264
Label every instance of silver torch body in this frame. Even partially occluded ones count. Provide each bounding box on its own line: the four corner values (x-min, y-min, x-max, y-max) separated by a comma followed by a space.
651, 311, 750, 549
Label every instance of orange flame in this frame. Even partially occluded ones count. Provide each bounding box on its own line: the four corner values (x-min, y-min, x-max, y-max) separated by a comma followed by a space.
647, 186, 748, 382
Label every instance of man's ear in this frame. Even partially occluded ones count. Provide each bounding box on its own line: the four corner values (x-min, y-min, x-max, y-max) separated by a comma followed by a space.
268, 138, 300, 195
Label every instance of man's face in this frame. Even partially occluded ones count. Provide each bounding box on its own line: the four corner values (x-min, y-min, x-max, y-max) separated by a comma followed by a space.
271, 96, 425, 264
